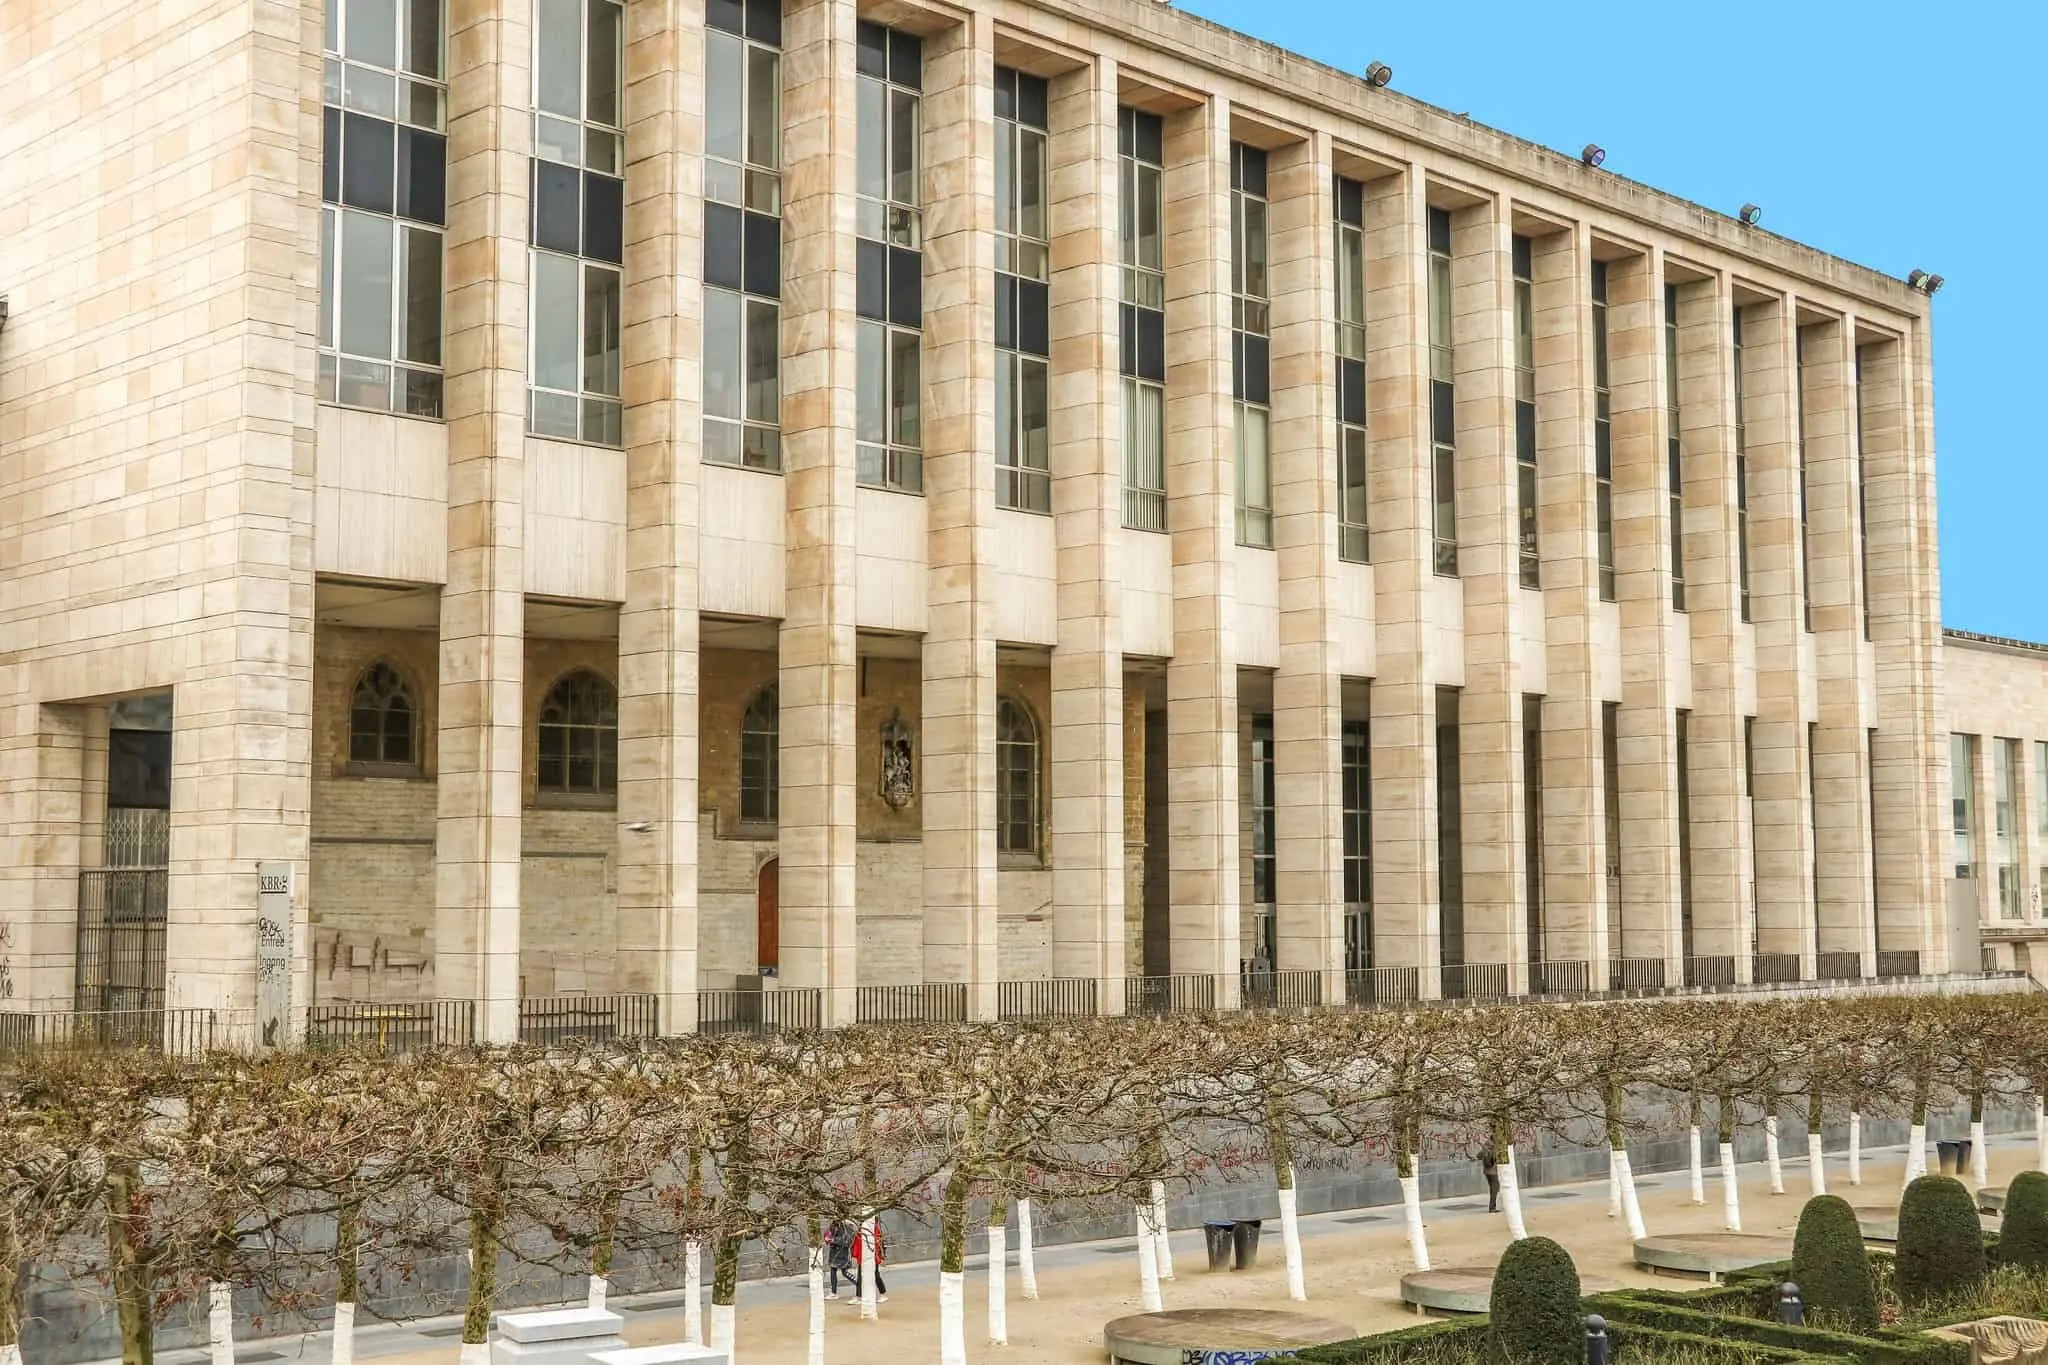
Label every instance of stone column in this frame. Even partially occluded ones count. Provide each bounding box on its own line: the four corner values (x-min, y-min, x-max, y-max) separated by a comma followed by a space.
1800, 313, 1876, 968
1163, 96, 1239, 993
1269, 132, 1344, 992
1532, 226, 1604, 975
1743, 295, 1817, 972
1449, 201, 1524, 983
1609, 249, 1684, 976
779, 0, 861, 1022
1366, 170, 1438, 991
1048, 56, 1126, 996
1677, 271, 1749, 972
436, 0, 531, 1042
616, 0, 704, 1033
920, 15, 998, 1018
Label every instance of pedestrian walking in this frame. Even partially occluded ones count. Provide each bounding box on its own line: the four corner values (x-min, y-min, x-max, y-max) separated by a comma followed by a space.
850, 1220, 888, 1303
1480, 1147, 1500, 1214
825, 1218, 855, 1299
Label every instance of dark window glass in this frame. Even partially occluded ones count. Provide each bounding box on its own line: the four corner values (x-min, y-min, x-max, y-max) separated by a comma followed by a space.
742, 210, 779, 297
342, 112, 395, 214
1339, 357, 1366, 426
744, 0, 780, 45
323, 106, 343, 203
855, 237, 886, 320
1427, 205, 1451, 254
707, 0, 744, 35
583, 171, 624, 264
532, 160, 582, 253
1233, 144, 1267, 197
1512, 234, 1532, 279
996, 275, 1016, 350
1240, 334, 1270, 406
1017, 278, 1049, 357
739, 685, 779, 822
855, 20, 887, 76
1017, 71, 1047, 128
1336, 175, 1363, 224
888, 29, 920, 87
537, 670, 619, 796
888, 245, 921, 326
1431, 378, 1455, 445
705, 202, 744, 290
1515, 402, 1537, 464
1119, 303, 1136, 377
395, 127, 446, 225
1136, 307, 1165, 382
349, 661, 417, 767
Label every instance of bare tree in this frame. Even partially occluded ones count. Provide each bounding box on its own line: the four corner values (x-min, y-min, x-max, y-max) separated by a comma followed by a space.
0, 1051, 107, 1365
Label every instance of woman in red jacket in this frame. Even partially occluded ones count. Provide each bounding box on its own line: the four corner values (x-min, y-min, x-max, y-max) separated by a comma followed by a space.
849, 1221, 888, 1304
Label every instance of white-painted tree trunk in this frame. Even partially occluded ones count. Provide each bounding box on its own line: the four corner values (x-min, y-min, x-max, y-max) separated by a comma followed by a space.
587, 1275, 608, 1312
1135, 1205, 1163, 1312
1499, 1148, 1528, 1241
710, 1303, 736, 1362
1764, 1116, 1784, 1194
331, 1300, 356, 1365
807, 1246, 826, 1365
1688, 1126, 1706, 1204
1276, 1181, 1306, 1301
858, 1217, 879, 1321
1150, 1182, 1173, 1280
2, 1340, 24, 1365
987, 1222, 1007, 1345
1849, 1112, 1863, 1185
1607, 1160, 1621, 1218
1719, 1141, 1742, 1231
459, 1343, 490, 1365
1612, 1147, 1648, 1241
1398, 1170, 1430, 1272
2037, 1097, 2048, 1172
684, 1241, 703, 1344
209, 1281, 234, 1365
1904, 1123, 1928, 1186
1808, 1131, 1827, 1198
1017, 1198, 1039, 1300
1972, 1119, 1990, 1190
938, 1270, 966, 1365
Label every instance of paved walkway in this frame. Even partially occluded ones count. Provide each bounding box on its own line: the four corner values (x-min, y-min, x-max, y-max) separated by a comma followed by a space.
129, 1132, 2040, 1365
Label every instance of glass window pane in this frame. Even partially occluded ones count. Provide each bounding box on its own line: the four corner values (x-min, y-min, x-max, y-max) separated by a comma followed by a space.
346, 0, 398, 67
535, 0, 582, 118
1019, 356, 1048, 471
889, 88, 919, 207
319, 207, 337, 349
583, 263, 621, 397
583, 171, 624, 264
856, 78, 887, 205
705, 31, 744, 164
338, 210, 395, 359
341, 112, 396, 214
405, 0, 442, 77
744, 297, 779, 424
856, 321, 886, 444
1136, 164, 1162, 272
746, 45, 780, 171
994, 122, 1014, 238
703, 287, 742, 419
889, 327, 920, 449
1018, 129, 1046, 243
344, 63, 398, 119
586, 0, 620, 126
531, 251, 580, 392
995, 356, 1014, 468
398, 225, 441, 365
395, 126, 445, 224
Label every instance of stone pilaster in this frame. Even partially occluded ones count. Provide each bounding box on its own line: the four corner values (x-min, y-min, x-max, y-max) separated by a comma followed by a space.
1365, 170, 1438, 990
1269, 132, 1344, 991
1449, 202, 1525, 983
0, 704, 88, 1010
1609, 249, 1684, 976
779, 0, 861, 1021
920, 15, 998, 1017
1163, 96, 1239, 992
1047, 56, 1126, 991
436, 0, 531, 1042
1678, 271, 1749, 970
1743, 295, 1817, 971
616, 0, 704, 1031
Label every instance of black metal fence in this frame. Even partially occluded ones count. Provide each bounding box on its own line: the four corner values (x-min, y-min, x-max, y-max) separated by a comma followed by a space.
1608, 958, 1667, 992
997, 977, 1098, 1020
1345, 965, 1420, 1008
1530, 960, 1591, 997
518, 994, 658, 1046
1125, 973, 1219, 1017
1241, 970, 1323, 1010
698, 987, 820, 1035
1876, 950, 1922, 978
0, 1007, 217, 1057
1440, 962, 1510, 1001
1814, 951, 1865, 981
74, 868, 168, 1016
855, 983, 969, 1026
1684, 955, 1739, 989
305, 999, 476, 1053
1752, 953, 1804, 985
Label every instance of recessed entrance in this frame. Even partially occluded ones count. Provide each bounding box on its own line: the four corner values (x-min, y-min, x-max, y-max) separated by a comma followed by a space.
756, 859, 779, 973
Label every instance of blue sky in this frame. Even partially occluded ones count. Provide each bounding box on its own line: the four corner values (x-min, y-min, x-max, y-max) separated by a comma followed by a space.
1177, 0, 2043, 639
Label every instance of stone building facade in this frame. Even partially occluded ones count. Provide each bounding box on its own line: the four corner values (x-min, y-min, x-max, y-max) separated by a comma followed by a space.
0, 0, 1958, 1035
1942, 630, 2048, 981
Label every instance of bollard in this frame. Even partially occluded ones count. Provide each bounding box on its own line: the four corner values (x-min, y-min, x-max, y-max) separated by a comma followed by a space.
1583, 1314, 1610, 1365
1778, 1281, 1804, 1327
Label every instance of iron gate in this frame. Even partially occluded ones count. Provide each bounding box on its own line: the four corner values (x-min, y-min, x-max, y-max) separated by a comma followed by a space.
74, 867, 169, 1017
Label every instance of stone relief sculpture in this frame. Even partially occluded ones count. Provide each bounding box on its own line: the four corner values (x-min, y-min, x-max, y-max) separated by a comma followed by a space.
880, 710, 915, 811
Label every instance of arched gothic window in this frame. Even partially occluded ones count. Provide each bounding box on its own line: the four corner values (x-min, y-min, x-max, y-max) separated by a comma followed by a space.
996, 696, 1040, 857
349, 662, 417, 767
537, 670, 618, 795
740, 685, 779, 823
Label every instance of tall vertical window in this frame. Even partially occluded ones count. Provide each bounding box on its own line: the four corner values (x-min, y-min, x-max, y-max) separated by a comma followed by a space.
321, 0, 447, 417
703, 0, 783, 470
1601, 702, 1622, 957
2037, 740, 2048, 915
1951, 733, 1976, 880
1334, 175, 1369, 563
1665, 283, 1686, 610
1250, 715, 1277, 966
1807, 722, 1821, 927
1996, 736, 2020, 918
1118, 107, 1166, 531
1678, 709, 1694, 960
1427, 207, 1457, 576
1342, 717, 1372, 968
1796, 329, 1814, 633
1512, 235, 1538, 587
739, 685, 779, 822
1591, 260, 1616, 601
1436, 687, 1464, 966
1733, 305, 1753, 622
1868, 728, 1881, 942
1231, 144, 1272, 548
1744, 716, 1759, 955
1854, 348, 1872, 640
997, 698, 1041, 857
856, 22, 923, 493
1523, 694, 1544, 969
994, 67, 1050, 512
529, 0, 625, 445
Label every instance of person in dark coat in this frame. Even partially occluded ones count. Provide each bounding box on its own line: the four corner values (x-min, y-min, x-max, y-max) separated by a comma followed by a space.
825, 1218, 855, 1299
1479, 1147, 1500, 1213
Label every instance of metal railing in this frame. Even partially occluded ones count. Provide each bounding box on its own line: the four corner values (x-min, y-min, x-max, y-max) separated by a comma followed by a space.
518, 994, 658, 1046
1345, 965, 1420, 1008
1241, 970, 1323, 1010
1608, 958, 1667, 993
1125, 974, 1220, 1017
1684, 955, 1738, 989
1440, 962, 1510, 1001
1752, 953, 1804, 985
74, 868, 169, 1016
0, 1007, 217, 1057
1530, 960, 1591, 997
698, 987, 820, 1035
1876, 950, 1922, 978
855, 983, 969, 1026
997, 977, 1098, 1020
1983, 944, 2003, 974
305, 1000, 476, 1053
1814, 951, 1865, 982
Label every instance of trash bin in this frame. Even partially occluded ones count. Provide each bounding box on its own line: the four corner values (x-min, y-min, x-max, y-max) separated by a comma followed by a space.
1935, 1140, 1961, 1175
1203, 1221, 1236, 1272
1952, 1139, 1974, 1177
1231, 1218, 1263, 1271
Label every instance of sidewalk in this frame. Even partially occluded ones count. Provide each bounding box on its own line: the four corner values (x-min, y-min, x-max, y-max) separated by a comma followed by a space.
135, 1132, 2039, 1365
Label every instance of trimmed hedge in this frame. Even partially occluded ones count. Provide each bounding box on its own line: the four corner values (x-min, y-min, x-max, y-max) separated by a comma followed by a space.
1487, 1236, 1582, 1365
1586, 1293, 1969, 1365
1897, 1174, 1985, 1305
1999, 1169, 2048, 1272
1605, 1321, 1853, 1363
1291, 1317, 1488, 1363
1790, 1194, 1877, 1331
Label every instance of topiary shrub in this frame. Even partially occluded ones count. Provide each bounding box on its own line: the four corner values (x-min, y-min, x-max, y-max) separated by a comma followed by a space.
2000, 1169, 2048, 1272
1896, 1173, 1985, 1305
1487, 1236, 1582, 1365
1789, 1193, 1876, 1331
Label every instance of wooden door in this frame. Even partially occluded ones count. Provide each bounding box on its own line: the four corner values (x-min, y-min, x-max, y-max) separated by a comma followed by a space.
756, 859, 779, 971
